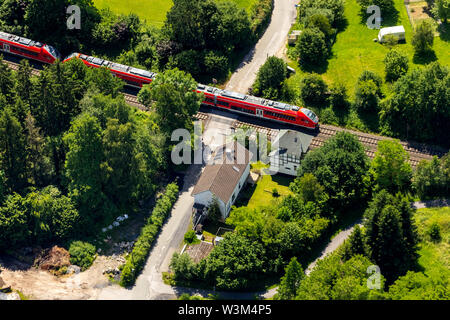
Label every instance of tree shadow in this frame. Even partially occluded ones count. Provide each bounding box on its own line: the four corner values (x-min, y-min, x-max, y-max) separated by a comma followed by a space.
437, 22, 449, 42
332, 105, 351, 127
357, 108, 380, 132
357, 6, 399, 27
299, 58, 329, 74
412, 49, 438, 64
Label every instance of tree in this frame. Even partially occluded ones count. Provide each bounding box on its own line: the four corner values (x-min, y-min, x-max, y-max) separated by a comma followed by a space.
296, 28, 328, 67
0, 193, 30, 249
298, 0, 346, 27
341, 225, 366, 261
138, 68, 202, 137
14, 60, 33, 105
253, 56, 287, 100
64, 113, 113, 228
0, 107, 28, 192
432, 0, 450, 23
295, 253, 386, 300
389, 271, 449, 300
24, 113, 53, 187
413, 155, 450, 199
329, 82, 349, 109
277, 257, 304, 300
101, 118, 141, 209
354, 70, 383, 112
293, 132, 370, 213
412, 20, 435, 55
0, 56, 14, 100
370, 139, 412, 193
384, 49, 409, 82
300, 73, 329, 106
289, 173, 328, 204
170, 252, 198, 281
363, 191, 419, 284
380, 62, 449, 145
305, 14, 335, 41
204, 232, 266, 290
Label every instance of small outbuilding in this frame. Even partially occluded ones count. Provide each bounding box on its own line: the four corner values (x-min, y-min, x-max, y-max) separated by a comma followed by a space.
377, 25, 405, 43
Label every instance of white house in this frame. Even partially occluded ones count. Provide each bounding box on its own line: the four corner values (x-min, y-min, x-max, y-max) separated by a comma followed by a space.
270, 130, 313, 176
192, 141, 253, 221
378, 26, 405, 43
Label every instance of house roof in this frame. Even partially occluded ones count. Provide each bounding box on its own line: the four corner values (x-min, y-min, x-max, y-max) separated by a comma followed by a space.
270, 130, 313, 158
192, 141, 253, 204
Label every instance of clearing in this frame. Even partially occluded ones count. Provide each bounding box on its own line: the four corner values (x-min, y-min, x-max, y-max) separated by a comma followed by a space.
92, 0, 258, 28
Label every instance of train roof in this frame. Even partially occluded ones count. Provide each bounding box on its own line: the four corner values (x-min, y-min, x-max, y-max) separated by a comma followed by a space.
78, 54, 156, 79
197, 84, 300, 112
0, 31, 43, 48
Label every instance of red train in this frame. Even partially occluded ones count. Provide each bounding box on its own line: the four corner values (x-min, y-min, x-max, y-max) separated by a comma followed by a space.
63, 53, 156, 88
197, 84, 319, 130
0, 31, 61, 64
0, 30, 319, 130
64, 52, 319, 129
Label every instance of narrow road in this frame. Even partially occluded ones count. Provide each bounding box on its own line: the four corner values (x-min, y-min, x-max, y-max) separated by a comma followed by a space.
225, 0, 299, 94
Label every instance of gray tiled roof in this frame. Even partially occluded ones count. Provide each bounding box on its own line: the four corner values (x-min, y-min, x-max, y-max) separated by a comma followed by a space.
192, 141, 252, 204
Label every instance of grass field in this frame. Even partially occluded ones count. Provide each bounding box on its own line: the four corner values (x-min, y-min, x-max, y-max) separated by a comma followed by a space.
287, 0, 450, 99
244, 174, 293, 209
414, 207, 450, 278
93, 0, 257, 28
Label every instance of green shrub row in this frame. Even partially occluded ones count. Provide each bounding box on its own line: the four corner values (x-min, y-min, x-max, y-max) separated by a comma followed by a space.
250, 0, 274, 38
119, 183, 180, 287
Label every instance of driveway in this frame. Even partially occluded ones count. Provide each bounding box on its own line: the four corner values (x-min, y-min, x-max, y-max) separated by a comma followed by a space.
225, 0, 299, 94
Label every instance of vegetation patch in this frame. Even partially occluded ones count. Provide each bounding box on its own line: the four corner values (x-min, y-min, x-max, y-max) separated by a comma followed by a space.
68, 241, 97, 271
119, 183, 179, 287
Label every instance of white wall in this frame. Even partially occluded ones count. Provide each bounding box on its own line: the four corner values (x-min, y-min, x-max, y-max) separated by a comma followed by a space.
224, 163, 251, 218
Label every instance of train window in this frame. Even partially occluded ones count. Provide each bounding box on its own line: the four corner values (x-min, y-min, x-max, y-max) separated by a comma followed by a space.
217, 100, 229, 107
205, 98, 215, 104
11, 46, 38, 56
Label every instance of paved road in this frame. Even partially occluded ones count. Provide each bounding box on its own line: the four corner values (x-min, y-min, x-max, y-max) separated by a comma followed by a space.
225, 0, 299, 94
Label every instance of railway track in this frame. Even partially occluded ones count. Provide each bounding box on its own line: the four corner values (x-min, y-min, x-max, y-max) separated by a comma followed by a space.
2, 58, 447, 168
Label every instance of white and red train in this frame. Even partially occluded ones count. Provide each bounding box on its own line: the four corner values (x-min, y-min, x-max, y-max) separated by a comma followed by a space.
0, 31, 61, 64
1, 31, 319, 130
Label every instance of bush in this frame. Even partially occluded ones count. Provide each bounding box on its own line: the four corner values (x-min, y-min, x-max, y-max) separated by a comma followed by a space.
427, 222, 442, 243
300, 73, 329, 106
384, 49, 409, 82
184, 230, 197, 244
272, 188, 279, 197
354, 71, 383, 112
329, 82, 349, 109
296, 28, 328, 67
120, 183, 179, 287
203, 51, 229, 79
69, 241, 96, 271
412, 20, 435, 55
305, 14, 335, 41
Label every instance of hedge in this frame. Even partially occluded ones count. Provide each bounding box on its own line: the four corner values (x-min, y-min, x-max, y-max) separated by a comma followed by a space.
250, 0, 274, 39
119, 183, 179, 287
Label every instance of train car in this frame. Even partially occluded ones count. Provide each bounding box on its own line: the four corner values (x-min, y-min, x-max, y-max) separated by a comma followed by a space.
0, 31, 61, 64
196, 84, 319, 130
63, 53, 156, 88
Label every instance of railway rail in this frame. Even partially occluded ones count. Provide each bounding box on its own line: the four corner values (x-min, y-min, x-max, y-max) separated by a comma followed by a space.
2, 57, 447, 168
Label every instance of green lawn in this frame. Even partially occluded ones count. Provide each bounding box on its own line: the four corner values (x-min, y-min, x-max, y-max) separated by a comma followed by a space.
245, 174, 293, 209
93, 0, 257, 28
288, 0, 450, 98
93, 0, 174, 27
414, 207, 450, 278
